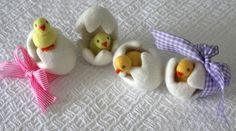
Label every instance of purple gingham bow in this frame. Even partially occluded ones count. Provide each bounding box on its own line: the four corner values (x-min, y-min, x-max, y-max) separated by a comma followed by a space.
151, 29, 231, 118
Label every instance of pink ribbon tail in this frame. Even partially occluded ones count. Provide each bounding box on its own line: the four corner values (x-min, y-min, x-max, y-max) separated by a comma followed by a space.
0, 46, 58, 112
30, 76, 56, 112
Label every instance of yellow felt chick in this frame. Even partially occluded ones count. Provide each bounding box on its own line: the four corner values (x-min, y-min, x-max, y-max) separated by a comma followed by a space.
175, 58, 194, 82
114, 51, 141, 76
32, 17, 57, 51
90, 32, 112, 55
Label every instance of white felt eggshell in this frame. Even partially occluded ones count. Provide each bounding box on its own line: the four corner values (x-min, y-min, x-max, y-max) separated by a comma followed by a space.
165, 58, 206, 99
27, 27, 77, 75
113, 41, 163, 90
75, 6, 118, 66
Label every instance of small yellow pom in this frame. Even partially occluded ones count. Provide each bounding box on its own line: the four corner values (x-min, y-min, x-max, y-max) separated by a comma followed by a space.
126, 51, 141, 67
114, 51, 141, 76
90, 32, 112, 55
32, 18, 57, 49
175, 58, 194, 82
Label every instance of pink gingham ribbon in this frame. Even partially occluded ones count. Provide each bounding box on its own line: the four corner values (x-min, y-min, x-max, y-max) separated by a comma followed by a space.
0, 46, 57, 112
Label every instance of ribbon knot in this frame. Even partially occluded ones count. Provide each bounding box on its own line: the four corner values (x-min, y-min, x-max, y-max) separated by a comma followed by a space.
204, 56, 211, 64
0, 46, 58, 112
25, 71, 34, 78
193, 44, 218, 63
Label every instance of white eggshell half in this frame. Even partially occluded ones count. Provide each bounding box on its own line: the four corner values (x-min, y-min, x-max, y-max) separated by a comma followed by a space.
165, 58, 206, 100
27, 27, 77, 75
75, 6, 118, 66
113, 41, 163, 90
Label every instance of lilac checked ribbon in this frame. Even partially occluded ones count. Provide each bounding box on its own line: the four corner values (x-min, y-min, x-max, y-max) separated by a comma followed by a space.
151, 29, 231, 118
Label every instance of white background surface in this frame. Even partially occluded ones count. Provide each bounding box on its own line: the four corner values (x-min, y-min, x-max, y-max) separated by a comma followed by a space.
0, 0, 236, 130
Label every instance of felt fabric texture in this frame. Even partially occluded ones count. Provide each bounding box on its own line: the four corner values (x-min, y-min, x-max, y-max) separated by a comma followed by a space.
165, 58, 206, 99
75, 6, 119, 66
27, 27, 77, 75
113, 41, 163, 90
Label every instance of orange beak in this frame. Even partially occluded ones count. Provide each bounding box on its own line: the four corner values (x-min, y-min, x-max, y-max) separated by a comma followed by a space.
176, 71, 183, 78
102, 41, 108, 48
39, 24, 46, 31
115, 69, 121, 74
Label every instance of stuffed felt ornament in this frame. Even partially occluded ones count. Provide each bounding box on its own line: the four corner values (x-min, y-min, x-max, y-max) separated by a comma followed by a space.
113, 41, 163, 90
27, 18, 77, 75
151, 29, 231, 118
166, 58, 206, 99
0, 46, 58, 112
75, 6, 119, 66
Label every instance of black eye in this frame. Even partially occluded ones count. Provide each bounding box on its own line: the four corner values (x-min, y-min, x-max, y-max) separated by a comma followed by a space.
46, 20, 48, 23
122, 65, 126, 69
97, 40, 99, 43
35, 24, 37, 27
107, 37, 109, 40
187, 68, 190, 72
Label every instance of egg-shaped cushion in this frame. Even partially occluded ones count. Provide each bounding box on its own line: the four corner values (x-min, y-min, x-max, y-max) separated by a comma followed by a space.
27, 27, 77, 75
113, 41, 163, 90
75, 6, 118, 66
165, 58, 206, 99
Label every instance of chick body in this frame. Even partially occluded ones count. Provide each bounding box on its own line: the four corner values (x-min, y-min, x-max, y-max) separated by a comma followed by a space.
90, 32, 112, 55
115, 51, 141, 76
33, 31, 56, 49
126, 51, 141, 67
32, 18, 57, 50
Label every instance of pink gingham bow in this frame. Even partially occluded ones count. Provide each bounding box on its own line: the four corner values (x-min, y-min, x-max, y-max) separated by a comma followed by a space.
0, 46, 58, 112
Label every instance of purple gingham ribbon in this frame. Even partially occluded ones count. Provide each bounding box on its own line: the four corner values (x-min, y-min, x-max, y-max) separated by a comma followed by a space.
151, 29, 231, 118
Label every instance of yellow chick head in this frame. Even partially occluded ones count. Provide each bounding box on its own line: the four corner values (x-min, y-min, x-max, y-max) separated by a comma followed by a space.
114, 55, 132, 75
176, 58, 194, 81
92, 32, 112, 49
33, 18, 51, 34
